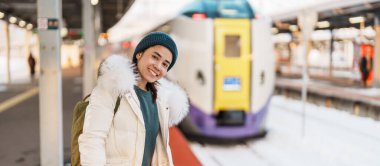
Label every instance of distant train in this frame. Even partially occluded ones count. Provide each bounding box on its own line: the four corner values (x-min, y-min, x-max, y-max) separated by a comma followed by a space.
164, 0, 275, 141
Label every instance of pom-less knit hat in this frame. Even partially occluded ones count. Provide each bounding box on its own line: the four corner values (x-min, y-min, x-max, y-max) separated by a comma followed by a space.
133, 32, 178, 71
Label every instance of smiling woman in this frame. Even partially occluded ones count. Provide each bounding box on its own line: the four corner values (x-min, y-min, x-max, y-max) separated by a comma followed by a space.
135, 45, 172, 85
132, 32, 178, 101
78, 31, 189, 166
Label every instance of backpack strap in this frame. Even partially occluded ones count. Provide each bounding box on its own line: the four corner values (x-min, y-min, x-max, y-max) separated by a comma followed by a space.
83, 94, 91, 101
114, 96, 121, 114
83, 94, 121, 115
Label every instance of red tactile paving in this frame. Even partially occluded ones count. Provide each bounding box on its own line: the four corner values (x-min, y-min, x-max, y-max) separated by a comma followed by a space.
169, 127, 202, 166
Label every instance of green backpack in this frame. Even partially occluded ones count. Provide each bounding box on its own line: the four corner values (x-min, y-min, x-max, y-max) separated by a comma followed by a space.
71, 94, 121, 166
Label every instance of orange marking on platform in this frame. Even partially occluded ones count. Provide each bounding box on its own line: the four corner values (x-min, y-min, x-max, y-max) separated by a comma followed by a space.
169, 127, 202, 166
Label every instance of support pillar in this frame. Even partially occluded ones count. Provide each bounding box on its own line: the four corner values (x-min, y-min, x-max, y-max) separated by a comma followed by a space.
373, 14, 380, 88
25, 29, 32, 58
5, 21, 10, 83
329, 28, 334, 78
94, 3, 102, 73
297, 10, 317, 137
82, 0, 97, 96
37, 0, 63, 165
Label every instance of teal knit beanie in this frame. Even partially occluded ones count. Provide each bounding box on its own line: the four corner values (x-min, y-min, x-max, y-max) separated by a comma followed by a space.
133, 32, 178, 71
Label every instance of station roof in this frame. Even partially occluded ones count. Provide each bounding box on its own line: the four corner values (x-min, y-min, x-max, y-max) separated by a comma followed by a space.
250, 0, 380, 20
107, 0, 193, 43
108, 0, 380, 42
0, 0, 133, 32
1, 0, 380, 41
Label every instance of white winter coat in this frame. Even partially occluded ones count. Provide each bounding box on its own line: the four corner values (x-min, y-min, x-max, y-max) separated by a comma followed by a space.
78, 55, 189, 166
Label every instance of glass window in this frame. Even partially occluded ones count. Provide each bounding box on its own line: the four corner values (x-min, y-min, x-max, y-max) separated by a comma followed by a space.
224, 35, 241, 58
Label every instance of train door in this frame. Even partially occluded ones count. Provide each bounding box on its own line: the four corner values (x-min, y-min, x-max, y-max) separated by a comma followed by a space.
214, 19, 251, 125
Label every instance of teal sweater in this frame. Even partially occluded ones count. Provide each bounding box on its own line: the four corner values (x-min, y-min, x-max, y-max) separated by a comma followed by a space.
134, 86, 160, 166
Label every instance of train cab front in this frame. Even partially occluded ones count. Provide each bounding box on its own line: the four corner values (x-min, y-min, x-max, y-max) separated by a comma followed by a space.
178, 19, 268, 143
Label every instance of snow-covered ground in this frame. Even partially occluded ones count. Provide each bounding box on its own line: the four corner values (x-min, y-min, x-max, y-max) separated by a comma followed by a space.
190, 95, 380, 166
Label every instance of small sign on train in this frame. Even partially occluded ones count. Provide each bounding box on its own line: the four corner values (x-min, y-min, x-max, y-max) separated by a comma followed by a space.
223, 77, 241, 91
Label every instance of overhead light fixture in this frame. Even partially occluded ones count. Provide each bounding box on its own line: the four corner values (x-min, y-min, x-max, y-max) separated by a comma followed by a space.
317, 21, 330, 28
272, 27, 279, 34
0, 12, 4, 19
289, 25, 298, 32
9, 16, 17, 24
19, 20, 26, 27
26, 23, 33, 30
61, 27, 68, 37
91, 0, 99, 5
349, 16, 364, 24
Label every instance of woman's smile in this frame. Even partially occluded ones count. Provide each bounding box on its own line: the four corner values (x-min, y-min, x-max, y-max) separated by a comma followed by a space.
148, 68, 159, 77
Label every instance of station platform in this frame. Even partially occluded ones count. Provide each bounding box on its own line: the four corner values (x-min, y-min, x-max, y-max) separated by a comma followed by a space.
0, 67, 201, 165
275, 77, 380, 120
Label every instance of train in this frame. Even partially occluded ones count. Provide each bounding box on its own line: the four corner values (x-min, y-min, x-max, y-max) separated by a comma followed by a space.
164, 0, 275, 141
107, 0, 275, 142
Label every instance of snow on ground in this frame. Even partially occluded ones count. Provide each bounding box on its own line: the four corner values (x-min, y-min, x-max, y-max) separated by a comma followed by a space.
190, 95, 380, 166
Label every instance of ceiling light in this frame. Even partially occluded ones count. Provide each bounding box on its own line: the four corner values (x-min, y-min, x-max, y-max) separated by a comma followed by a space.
272, 27, 279, 34
19, 20, 26, 27
9, 16, 17, 24
317, 21, 330, 28
349, 16, 364, 24
0, 12, 4, 19
26, 23, 33, 30
289, 25, 298, 32
91, 0, 99, 5
61, 27, 68, 37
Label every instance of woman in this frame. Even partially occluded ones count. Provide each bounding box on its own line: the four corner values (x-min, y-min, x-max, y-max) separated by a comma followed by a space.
78, 32, 189, 166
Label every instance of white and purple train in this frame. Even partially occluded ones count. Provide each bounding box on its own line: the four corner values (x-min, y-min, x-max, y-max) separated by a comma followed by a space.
165, 0, 275, 141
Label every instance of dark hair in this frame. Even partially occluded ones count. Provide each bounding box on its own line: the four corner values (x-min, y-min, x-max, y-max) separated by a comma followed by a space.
134, 51, 158, 102
146, 82, 158, 102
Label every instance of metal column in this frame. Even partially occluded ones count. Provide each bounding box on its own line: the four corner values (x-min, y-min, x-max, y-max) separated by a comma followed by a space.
373, 14, 380, 88
82, 0, 97, 96
95, 3, 102, 66
298, 10, 317, 137
25, 29, 32, 60
5, 21, 10, 84
37, 0, 63, 165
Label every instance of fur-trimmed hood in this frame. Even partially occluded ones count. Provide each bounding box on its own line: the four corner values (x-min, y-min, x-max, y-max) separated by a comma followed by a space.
97, 55, 189, 126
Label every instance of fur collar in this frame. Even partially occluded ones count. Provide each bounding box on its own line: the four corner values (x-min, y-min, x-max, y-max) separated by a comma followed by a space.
97, 55, 189, 127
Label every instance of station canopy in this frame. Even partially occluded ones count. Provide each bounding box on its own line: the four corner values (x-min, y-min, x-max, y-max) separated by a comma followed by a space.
107, 0, 194, 43
251, 0, 380, 20
107, 0, 380, 43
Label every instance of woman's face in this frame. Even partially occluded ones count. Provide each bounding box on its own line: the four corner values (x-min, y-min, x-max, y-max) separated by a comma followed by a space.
136, 45, 173, 83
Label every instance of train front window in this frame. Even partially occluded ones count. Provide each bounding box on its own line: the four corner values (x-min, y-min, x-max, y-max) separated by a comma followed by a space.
224, 35, 241, 58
